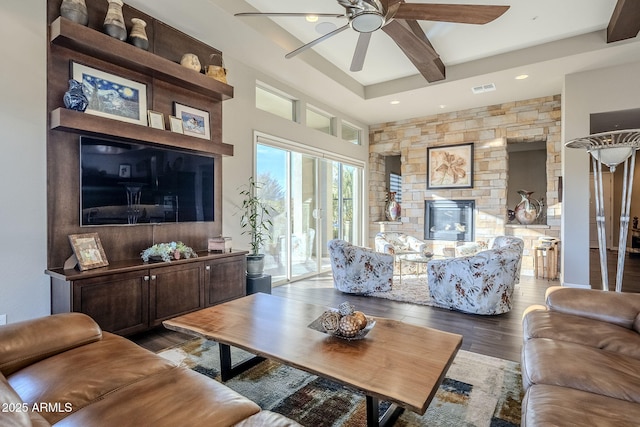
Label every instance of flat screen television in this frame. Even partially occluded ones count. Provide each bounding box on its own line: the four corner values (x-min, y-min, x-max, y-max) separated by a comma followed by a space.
80, 136, 214, 226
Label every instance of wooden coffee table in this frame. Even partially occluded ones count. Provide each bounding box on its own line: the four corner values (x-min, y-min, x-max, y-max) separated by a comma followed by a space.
164, 293, 462, 427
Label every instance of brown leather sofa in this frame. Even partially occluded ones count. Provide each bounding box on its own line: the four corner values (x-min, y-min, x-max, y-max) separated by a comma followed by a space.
0, 313, 301, 427
521, 286, 640, 426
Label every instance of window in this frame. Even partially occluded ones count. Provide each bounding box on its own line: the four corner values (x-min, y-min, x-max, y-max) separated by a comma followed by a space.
306, 105, 334, 135
342, 121, 361, 145
256, 83, 297, 121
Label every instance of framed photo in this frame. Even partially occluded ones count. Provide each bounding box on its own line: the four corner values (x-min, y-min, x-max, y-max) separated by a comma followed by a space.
173, 102, 210, 140
169, 115, 184, 134
119, 163, 131, 178
148, 110, 165, 130
427, 143, 474, 189
71, 61, 147, 126
68, 233, 109, 271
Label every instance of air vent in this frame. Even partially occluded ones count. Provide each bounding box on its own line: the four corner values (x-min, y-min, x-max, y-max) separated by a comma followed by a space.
471, 83, 496, 94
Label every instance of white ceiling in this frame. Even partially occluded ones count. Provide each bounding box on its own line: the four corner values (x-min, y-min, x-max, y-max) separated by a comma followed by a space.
127, 0, 640, 125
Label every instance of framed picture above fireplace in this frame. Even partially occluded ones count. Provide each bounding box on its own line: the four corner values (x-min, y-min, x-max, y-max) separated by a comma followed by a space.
427, 143, 474, 189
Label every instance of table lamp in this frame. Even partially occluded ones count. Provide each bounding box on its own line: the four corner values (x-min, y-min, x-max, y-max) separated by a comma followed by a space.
566, 129, 640, 292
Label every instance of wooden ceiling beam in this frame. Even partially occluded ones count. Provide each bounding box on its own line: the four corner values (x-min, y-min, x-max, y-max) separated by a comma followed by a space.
608, 0, 640, 43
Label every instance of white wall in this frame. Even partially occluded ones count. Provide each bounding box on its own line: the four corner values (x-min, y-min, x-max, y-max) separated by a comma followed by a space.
220, 58, 370, 251
562, 60, 640, 288
0, 0, 49, 322
0, 0, 368, 323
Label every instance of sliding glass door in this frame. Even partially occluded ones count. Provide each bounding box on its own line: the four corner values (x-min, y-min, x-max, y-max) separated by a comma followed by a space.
256, 136, 363, 285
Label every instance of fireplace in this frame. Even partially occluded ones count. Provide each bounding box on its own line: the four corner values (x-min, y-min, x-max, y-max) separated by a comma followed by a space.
424, 200, 475, 242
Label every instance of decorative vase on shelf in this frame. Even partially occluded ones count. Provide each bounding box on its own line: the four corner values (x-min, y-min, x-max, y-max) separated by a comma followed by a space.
514, 189, 540, 225
385, 192, 401, 221
63, 79, 88, 112
60, 0, 88, 26
128, 18, 149, 50
103, 0, 127, 41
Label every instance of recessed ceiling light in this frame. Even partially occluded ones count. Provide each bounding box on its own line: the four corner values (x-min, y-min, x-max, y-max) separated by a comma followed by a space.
315, 22, 337, 35
439, 104, 446, 109
306, 15, 319, 23
390, 100, 400, 105
515, 74, 529, 80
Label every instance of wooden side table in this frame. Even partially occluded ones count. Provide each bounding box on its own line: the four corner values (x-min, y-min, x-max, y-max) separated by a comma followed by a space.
534, 242, 559, 280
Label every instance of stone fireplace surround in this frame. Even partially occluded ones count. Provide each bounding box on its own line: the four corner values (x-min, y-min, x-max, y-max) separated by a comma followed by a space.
368, 95, 562, 277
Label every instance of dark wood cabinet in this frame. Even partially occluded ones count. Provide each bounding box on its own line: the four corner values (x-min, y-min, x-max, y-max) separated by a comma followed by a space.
47, 251, 247, 335
149, 262, 205, 327
56, 270, 149, 336
204, 256, 247, 306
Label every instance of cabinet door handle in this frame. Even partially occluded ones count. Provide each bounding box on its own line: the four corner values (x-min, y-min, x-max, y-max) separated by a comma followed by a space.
151, 275, 157, 280
205, 266, 211, 271
143, 275, 150, 281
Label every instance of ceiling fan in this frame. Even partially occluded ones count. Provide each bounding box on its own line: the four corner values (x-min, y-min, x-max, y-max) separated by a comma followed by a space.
235, 0, 510, 83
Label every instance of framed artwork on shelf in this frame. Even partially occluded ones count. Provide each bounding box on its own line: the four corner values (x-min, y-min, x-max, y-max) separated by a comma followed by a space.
169, 115, 184, 134
68, 233, 109, 271
147, 110, 165, 130
118, 163, 131, 178
427, 142, 474, 189
173, 102, 210, 140
71, 61, 148, 126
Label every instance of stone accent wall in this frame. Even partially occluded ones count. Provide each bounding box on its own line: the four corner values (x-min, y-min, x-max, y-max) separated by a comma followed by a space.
369, 95, 562, 277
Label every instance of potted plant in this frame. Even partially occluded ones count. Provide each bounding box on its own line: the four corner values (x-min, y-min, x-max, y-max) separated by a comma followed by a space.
239, 177, 274, 276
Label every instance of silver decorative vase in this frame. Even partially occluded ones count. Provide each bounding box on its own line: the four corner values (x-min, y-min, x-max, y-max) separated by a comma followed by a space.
103, 0, 127, 41
60, 0, 89, 26
246, 254, 265, 277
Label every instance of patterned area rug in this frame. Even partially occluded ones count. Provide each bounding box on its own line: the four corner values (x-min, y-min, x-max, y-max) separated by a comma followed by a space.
158, 338, 522, 427
368, 275, 447, 308
369, 276, 522, 310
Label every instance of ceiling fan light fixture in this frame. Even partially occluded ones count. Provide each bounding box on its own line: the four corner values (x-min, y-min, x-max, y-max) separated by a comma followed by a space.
350, 11, 385, 33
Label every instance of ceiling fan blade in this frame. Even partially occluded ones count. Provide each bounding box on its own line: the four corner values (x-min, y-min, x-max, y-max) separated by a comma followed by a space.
235, 12, 346, 18
382, 19, 445, 82
394, 3, 510, 24
607, 0, 640, 43
382, 0, 403, 21
285, 24, 350, 59
350, 32, 372, 72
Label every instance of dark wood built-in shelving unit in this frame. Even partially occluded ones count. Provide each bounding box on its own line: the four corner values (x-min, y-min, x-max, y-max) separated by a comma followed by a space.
50, 108, 234, 157
46, 0, 243, 335
50, 16, 234, 101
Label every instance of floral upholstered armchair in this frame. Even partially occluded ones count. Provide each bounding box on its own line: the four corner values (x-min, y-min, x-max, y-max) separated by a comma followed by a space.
427, 236, 524, 315
328, 239, 394, 294
374, 232, 428, 255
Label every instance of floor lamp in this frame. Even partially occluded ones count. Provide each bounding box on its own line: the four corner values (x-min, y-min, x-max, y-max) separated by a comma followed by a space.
566, 129, 640, 292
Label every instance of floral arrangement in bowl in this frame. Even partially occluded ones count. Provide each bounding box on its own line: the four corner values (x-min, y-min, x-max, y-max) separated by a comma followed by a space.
141, 241, 197, 262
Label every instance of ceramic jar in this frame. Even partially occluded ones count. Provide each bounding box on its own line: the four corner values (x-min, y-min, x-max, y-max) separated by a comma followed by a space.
103, 0, 127, 41
514, 190, 540, 225
385, 192, 401, 221
63, 79, 88, 112
128, 18, 149, 50
60, 0, 89, 26
180, 53, 201, 72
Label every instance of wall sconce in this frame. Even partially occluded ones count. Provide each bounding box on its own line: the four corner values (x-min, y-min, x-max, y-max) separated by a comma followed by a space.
566, 129, 640, 292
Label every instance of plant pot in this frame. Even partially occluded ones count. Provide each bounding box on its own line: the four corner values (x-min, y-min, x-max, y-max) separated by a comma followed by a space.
246, 254, 265, 277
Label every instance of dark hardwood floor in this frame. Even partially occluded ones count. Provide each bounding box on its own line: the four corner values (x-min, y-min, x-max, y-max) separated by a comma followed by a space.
133, 273, 553, 362
133, 249, 640, 363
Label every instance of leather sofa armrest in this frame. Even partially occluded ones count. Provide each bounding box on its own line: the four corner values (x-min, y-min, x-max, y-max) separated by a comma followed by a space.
0, 313, 102, 376
545, 286, 640, 330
